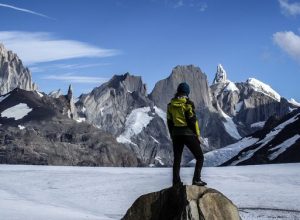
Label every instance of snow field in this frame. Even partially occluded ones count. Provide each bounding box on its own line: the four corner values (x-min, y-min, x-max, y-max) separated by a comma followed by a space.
0, 164, 299, 220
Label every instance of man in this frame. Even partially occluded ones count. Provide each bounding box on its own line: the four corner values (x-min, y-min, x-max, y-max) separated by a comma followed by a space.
167, 82, 206, 186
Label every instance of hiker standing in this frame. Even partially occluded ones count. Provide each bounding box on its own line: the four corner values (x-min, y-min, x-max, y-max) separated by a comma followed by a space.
167, 82, 206, 186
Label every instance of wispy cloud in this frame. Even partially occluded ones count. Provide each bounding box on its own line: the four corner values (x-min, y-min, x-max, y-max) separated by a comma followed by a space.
30, 63, 111, 73
43, 73, 109, 84
165, 0, 207, 11
279, 0, 300, 16
273, 31, 300, 62
0, 3, 53, 19
0, 31, 120, 65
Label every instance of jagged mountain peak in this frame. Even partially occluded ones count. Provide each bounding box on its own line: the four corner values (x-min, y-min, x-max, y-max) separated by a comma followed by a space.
0, 43, 37, 95
171, 64, 203, 76
213, 64, 228, 84
246, 78, 281, 102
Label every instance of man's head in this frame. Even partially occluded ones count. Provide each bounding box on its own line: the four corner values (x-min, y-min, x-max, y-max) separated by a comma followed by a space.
177, 82, 190, 96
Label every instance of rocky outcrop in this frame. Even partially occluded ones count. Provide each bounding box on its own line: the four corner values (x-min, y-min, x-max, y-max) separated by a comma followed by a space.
0, 43, 36, 95
122, 185, 240, 220
212, 64, 227, 84
0, 88, 138, 166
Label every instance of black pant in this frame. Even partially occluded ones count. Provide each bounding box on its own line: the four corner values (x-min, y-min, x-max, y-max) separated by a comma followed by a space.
172, 135, 204, 184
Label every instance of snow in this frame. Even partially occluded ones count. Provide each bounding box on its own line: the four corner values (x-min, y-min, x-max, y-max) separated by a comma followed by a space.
199, 137, 259, 167
0, 164, 299, 220
18, 125, 25, 130
235, 101, 243, 113
224, 81, 239, 92
154, 156, 165, 165
268, 134, 300, 160
154, 106, 167, 126
0, 93, 10, 102
117, 107, 153, 145
36, 91, 44, 98
220, 109, 242, 140
247, 78, 281, 102
0, 103, 32, 120
151, 136, 160, 144
213, 64, 227, 84
288, 98, 300, 107
251, 121, 266, 128
231, 113, 299, 165
75, 117, 86, 123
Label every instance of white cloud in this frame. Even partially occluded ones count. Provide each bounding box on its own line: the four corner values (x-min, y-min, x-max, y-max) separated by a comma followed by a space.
43, 74, 109, 84
279, 0, 300, 16
0, 31, 120, 65
0, 3, 53, 19
273, 31, 300, 62
30, 63, 111, 73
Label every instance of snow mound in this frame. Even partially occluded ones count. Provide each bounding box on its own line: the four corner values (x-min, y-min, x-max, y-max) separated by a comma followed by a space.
1, 103, 32, 120
247, 78, 281, 102
117, 107, 153, 145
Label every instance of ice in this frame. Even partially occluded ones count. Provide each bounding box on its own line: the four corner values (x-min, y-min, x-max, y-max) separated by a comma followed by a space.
268, 134, 300, 160
220, 109, 242, 139
0, 103, 32, 120
247, 78, 281, 102
0, 164, 299, 220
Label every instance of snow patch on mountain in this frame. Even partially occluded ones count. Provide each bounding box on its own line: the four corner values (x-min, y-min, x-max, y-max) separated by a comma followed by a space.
194, 137, 259, 167
289, 98, 300, 107
154, 156, 164, 165
230, 113, 299, 165
247, 78, 281, 102
250, 121, 265, 128
117, 107, 153, 145
0, 103, 32, 120
18, 125, 25, 130
268, 134, 300, 160
220, 109, 242, 140
0, 94, 10, 102
224, 81, 239, 92
235, 101, 243, 113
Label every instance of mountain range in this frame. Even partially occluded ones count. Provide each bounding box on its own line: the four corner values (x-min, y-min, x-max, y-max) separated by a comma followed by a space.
0, 43, 299, 166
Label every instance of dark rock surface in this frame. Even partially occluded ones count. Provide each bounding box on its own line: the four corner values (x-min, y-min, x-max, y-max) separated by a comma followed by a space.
0, 89, 138, 166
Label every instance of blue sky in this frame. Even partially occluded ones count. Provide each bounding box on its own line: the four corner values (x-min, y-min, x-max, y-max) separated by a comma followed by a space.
0, 0, 300, 101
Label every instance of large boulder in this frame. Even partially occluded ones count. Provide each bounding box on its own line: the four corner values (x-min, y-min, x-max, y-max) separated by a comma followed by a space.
122, 185, 241, 220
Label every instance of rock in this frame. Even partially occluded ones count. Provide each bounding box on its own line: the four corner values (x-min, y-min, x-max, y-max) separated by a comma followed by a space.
0, 43, 37, 95
122, 185, 241, 220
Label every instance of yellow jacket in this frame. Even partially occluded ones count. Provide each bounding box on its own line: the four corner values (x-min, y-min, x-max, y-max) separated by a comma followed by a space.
167, 96, 200, 138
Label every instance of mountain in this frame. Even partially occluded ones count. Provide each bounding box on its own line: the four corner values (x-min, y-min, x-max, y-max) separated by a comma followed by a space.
0, 44, 36, 95
0, 88, 137, 166
202, 108, 300, 166
76, 73, 173, 166
149, 65, 240, 151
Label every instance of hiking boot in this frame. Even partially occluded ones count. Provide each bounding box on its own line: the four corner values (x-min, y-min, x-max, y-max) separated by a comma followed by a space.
192, 180, 207, 186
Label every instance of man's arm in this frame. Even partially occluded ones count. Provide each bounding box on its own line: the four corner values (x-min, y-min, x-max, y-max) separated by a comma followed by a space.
167, 104, 174, 138
185, 100, 200, 137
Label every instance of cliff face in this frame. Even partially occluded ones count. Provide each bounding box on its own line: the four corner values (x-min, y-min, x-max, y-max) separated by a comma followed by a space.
0, 44, 36, 95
